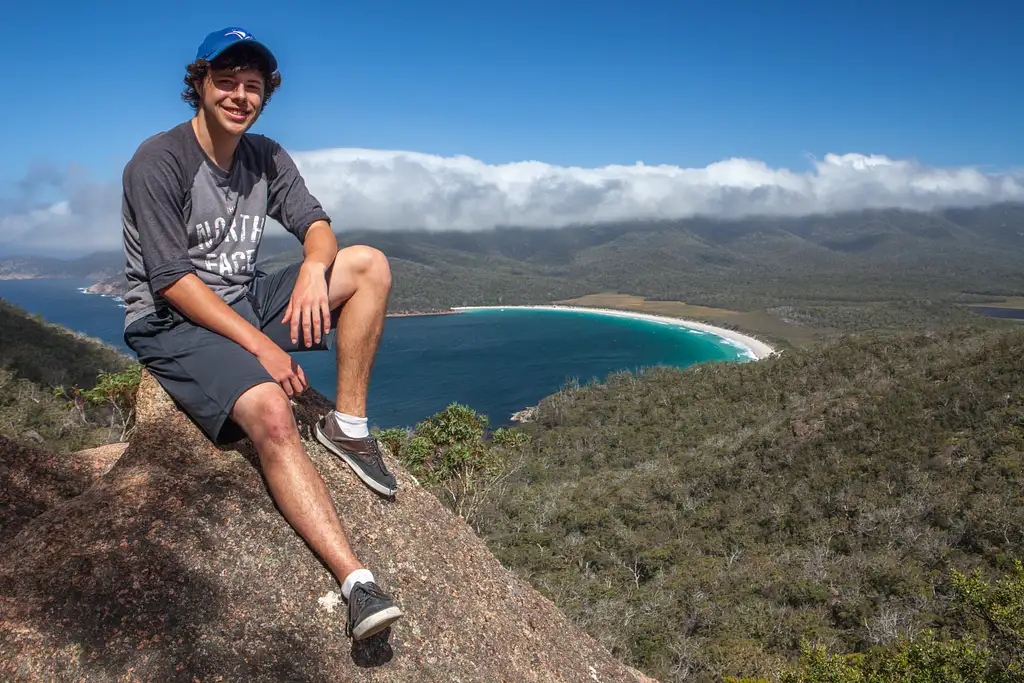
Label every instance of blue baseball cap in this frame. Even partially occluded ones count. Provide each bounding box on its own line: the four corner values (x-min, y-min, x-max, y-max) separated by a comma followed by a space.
195, 27, 278, 72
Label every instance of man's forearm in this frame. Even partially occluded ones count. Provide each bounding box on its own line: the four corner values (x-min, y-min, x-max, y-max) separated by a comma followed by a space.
302, 221, 338, 271
160, 273, 271, 355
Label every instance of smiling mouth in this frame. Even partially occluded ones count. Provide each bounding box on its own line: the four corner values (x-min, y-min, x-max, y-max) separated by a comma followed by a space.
222, 105, 251, 121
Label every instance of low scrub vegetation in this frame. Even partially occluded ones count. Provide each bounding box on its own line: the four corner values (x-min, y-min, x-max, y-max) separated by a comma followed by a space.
377, 403, 530, 528
775, 560, 1024, 681
423, 325, 1023, 681
0, 299, 140, 453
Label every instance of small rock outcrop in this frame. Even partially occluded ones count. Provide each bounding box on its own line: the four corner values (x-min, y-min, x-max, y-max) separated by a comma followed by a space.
0, 372, 655, 682
72, 441, 131, 478
511, 405, 537, 423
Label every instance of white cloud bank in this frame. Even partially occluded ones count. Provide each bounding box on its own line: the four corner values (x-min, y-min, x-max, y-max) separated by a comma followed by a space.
3, 149, 1023, 253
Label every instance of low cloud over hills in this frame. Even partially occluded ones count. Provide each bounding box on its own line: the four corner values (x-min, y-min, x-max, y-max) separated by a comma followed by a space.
3, 147, 1023, 253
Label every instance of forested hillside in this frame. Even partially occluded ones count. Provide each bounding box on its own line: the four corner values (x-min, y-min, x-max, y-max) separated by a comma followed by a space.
477, 326, 1024, 680
0, 299, 137, 453
379, 325, 1024, 681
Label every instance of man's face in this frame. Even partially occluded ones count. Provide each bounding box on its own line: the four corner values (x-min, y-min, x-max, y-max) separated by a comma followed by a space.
198, 66, 265, 135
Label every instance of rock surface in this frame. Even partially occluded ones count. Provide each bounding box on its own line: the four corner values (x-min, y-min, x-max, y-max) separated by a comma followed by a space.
72, 441, 130, 479
0, 436, 126, 545
0, 372, 655, 682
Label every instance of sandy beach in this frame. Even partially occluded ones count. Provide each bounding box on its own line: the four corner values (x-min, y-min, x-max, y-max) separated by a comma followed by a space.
452, 305, 778, 361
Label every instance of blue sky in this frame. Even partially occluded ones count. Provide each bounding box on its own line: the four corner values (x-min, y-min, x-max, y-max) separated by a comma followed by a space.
1, 0, 1022, 255
3, 0, 1020, 177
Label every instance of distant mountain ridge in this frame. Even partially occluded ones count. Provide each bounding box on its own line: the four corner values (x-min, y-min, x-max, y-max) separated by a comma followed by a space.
8, 202, 1023, 274
5, 202, 1024, 321
0, 248, 141, 281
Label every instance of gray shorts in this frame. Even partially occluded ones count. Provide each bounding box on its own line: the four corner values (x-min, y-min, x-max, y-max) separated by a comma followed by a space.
124, 262, 339, 445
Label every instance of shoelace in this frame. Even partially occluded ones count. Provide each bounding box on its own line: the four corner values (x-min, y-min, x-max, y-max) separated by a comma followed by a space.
347, 582, 385, 636
365, 439, 392, 475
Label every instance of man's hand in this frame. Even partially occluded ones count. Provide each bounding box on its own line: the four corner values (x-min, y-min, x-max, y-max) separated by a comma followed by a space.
282, 261, 331, 347
254, 340, 308, 397
161, 273, 309, 396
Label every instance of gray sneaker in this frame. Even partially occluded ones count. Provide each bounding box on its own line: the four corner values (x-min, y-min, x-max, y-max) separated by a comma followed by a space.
315, 415, 398, 498
347, 581, 403, 640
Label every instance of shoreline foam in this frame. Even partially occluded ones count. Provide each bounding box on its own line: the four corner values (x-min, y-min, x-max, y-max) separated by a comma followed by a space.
452, 305, 777, 361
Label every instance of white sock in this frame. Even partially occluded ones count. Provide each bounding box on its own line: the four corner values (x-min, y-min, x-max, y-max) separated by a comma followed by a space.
342, 568, 375, 600
333, 411, 369, 439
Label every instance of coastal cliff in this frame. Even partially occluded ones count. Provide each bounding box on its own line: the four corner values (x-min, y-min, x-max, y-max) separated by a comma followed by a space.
0, 371, 655, 683
84, 281, 123, 296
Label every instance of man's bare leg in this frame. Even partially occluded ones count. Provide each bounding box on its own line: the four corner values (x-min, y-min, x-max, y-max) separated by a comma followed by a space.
326, 245, 392, 416
231, 381, 363, 581
233, 379, 402, 639
312, 244, 397, 498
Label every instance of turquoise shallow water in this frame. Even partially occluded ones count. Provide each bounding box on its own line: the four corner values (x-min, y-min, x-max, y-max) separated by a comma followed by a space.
0, 279, 747, 429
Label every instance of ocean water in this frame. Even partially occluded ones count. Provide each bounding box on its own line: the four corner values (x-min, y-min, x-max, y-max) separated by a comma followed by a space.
969, 306, 1024, 320
0, 279, 745, 429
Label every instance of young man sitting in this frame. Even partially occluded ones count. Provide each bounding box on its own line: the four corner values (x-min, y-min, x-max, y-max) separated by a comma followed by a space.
120, 26, 402, 640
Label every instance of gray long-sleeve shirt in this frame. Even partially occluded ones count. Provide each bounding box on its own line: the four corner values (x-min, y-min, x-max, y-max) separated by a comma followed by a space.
120, 121, 331, 328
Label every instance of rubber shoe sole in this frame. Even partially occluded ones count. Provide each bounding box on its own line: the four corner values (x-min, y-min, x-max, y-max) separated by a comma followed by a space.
315, 423, 397, 498
351, 605, 403, 640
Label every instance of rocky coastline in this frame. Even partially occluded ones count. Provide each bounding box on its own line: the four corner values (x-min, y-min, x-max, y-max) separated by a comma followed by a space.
510, 405, 537, 423
84, 282, 122, 296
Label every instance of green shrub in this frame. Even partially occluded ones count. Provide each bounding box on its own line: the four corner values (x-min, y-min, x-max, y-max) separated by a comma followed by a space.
776, 560, 1024, 682
55, 364, 142, 442
374, 403, 530, 528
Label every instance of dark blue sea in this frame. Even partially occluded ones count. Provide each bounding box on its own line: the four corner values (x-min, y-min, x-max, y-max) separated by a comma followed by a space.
0, 279, 747, 430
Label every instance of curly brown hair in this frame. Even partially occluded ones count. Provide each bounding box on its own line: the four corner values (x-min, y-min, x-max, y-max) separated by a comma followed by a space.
181, 43, 282, 112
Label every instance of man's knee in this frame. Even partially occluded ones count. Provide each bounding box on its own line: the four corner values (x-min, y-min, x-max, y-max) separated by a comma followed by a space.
231, 382, 297, 446
339, 245, 391, 291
